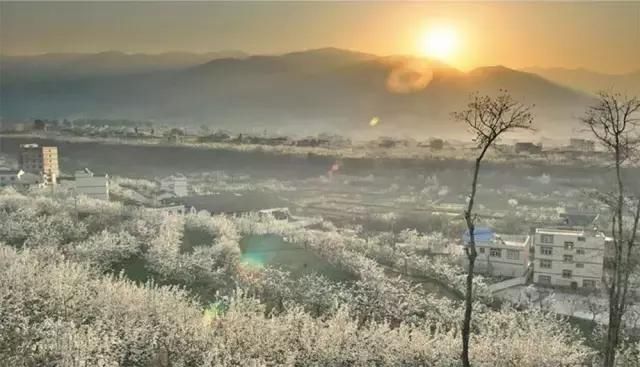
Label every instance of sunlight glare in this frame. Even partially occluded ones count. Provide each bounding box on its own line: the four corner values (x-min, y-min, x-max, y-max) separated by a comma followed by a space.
419, 25, 458, 62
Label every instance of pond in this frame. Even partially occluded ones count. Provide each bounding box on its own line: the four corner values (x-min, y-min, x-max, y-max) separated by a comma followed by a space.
240, 234, 355, 281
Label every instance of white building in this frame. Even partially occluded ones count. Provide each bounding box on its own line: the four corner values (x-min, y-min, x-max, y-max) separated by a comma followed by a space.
462, 227, 531, 278
74, 168, 109, 201
533, 227, 607, 289
160, 174, 188, 197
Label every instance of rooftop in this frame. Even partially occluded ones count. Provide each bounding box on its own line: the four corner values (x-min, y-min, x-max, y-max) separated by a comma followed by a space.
499, 234, 530, 248
462, 227, 495, 245
559, 210, 599, 227
535, 227, 603, 237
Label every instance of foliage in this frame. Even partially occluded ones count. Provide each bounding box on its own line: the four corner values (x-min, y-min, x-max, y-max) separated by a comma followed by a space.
0, 189, 603, 366
0, 245, 595, 367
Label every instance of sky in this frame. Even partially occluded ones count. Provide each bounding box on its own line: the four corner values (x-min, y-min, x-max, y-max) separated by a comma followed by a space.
1, 1, 639, 73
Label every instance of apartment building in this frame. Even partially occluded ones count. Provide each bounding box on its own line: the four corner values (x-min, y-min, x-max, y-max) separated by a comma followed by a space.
533, 227, 607, 289
19, 144, 59, 184
462, 227, 530, 277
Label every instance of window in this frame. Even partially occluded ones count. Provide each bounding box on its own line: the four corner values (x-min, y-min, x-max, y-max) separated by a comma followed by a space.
540, 259, 552, 269
563, 255, 573, 263
479, 247, 485, 254
564, 241, 574, 250
583, 280, 596, 288
540, 246, 553, 256
540, 234, 554, 244
538, 275, 552, 285
489, 248, 502, 258
576, 249, 585, 255
577, 236, 586, 242
576, 263, 584, 268
562, 270, 572, 279
506, 250, 520, 260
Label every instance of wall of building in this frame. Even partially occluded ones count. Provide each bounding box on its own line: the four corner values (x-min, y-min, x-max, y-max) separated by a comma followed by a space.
474, 245, 527, 277
41, 146, 59, 182
533, 229, 604, 289
19, 144, 59, 184
160, 176, 188, 197
75, 173, 109, 201
0, 170, 44, 189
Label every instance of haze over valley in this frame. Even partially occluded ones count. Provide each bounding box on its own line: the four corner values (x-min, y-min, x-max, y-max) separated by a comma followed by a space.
2, 48, 625, 139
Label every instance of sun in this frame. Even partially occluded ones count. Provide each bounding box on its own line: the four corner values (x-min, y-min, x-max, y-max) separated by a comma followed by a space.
419, 25, 459, 62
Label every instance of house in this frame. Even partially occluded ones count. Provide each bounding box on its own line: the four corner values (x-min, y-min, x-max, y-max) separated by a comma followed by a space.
74, 168, 109, 201
0, 169, 45, 189
0, 169, 19, 187
149, 204, 196, 216
568, 138, 596, 152
160, 174, 188, 197
462, 227, 531, 278
0, 121, 28, 133
532, 227, 607, 289
515, 142, 543, 154
258, 207, 290, 220
430, 138, 444, 150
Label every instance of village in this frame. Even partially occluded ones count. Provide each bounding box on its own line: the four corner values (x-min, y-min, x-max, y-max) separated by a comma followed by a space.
2, 136, 637, 331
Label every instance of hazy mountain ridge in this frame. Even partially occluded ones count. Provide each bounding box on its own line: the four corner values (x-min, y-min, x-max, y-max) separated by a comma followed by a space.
521, 67, 640, 96
0, 50, 248, 82
0, 48, 595, 137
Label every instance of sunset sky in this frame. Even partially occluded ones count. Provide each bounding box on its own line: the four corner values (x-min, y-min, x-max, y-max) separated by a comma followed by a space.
1, 1, 639, 73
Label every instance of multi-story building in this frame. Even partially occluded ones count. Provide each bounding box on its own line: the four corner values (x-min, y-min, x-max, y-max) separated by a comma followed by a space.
462, 227, 531, 278
19, 144, 59, 184
74, 168, 109, 201
533, 227, 607, 289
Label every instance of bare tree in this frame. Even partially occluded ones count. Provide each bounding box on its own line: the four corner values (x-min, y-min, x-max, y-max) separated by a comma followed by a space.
581, 91, 640, 367
584, 292, 607, 324
452, 90, 534, 367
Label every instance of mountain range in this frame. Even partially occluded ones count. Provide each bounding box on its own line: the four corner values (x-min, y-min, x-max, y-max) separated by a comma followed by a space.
2, 48, 634, 138
522, 67, 640, 97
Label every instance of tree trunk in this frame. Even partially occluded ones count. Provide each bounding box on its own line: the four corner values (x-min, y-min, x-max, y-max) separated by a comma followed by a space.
461, 156, 484, 367
461, 248, 477, 367
603, 147, 624, 367
604, 311, 620, 367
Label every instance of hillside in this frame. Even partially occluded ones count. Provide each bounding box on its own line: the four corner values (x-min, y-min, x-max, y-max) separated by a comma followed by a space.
522, 67, 640, 96
0, 50, 248, 81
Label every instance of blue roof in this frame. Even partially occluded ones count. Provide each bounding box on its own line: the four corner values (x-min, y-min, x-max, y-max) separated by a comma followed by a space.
463, 227, 495, 245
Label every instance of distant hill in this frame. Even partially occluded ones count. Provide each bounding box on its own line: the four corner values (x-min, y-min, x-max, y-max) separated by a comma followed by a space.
522, 67, 640, 96
0, 50, 248, 82
0, 48, 595, 138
